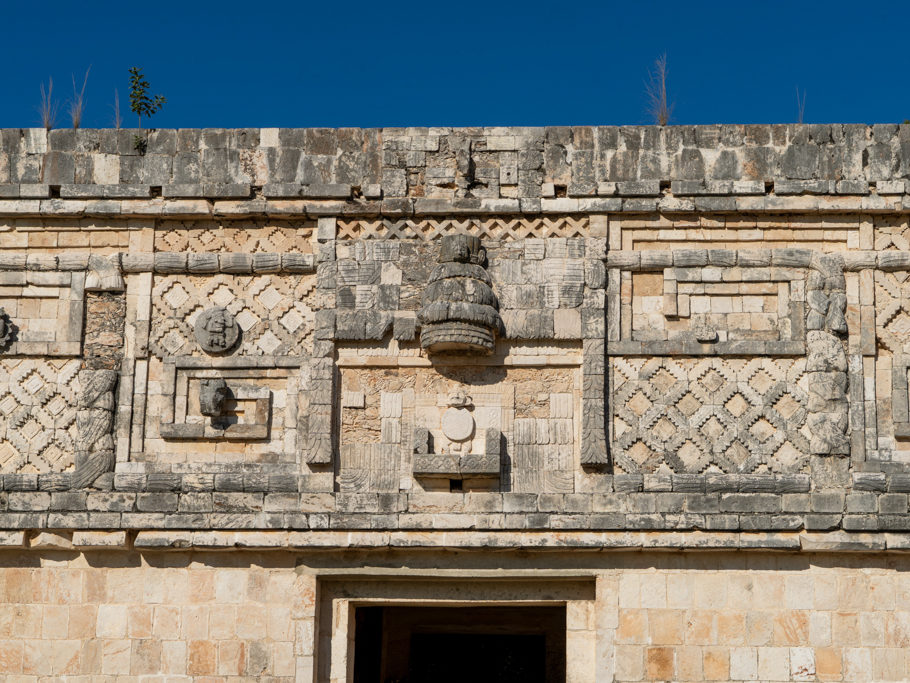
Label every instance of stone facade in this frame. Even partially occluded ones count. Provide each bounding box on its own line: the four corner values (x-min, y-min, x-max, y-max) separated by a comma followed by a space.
0, 125, 908, 680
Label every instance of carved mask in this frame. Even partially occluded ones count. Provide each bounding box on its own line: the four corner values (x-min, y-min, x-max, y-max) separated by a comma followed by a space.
199, 378, 230, 417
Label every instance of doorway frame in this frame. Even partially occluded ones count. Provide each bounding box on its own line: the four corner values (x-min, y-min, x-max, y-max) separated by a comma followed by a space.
316, 577, 597, 683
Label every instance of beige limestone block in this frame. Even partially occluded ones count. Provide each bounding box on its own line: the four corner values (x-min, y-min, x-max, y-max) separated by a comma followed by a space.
72, 531, 128, 548
729, 646, 757, 680
188, 639, 216, 675
29, 531, 73, 550
40, 604, 68, 639
217, 639, 246, 676
676, 645, 704, 680
67, 604, 97, 640
645, 646, 675, 681
843, 647, 873, 681
152, 605, 180, 638
101, 638, 131, 675
758, 646, 790, 680
649, 610, 684, 645
161, 639, 187, 674
130, 638, 162, 675
809, 612, 832, 646
833, 612, 860, 647
815, 646, 843, 681
182, 605, 209, 640
774, 611, 809, 646
702, 647, 730, 681
97, 604, 127, 638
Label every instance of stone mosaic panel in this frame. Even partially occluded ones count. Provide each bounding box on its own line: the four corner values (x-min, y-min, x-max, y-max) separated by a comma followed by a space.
621, 217, 855, 252
336, 216, 589, 241
0, 271, 85, 356
612, 264, 806, 355
150, 273, 321, 358
0, 358, 81, 473
610, 357, 810, 474
140, 359, 299, 466
874, 216, 910, 251
154, 221, 315, 252
873, 269, 910, 455
875, 270, 910, 355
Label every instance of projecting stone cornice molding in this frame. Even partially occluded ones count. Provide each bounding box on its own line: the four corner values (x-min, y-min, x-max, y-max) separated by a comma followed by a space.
0, 125, 907, 212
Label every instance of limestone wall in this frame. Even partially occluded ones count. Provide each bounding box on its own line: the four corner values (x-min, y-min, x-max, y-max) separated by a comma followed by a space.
0, 125, 910, 680
0, 545, 909, 681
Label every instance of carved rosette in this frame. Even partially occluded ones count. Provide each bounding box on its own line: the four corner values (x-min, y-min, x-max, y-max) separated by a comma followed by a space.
418, 234, 501, 354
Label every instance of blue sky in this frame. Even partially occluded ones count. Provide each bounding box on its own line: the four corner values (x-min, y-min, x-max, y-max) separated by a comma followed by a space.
3, 1, 909, 129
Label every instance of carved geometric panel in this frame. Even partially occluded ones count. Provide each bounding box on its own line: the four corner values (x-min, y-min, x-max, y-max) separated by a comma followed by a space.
875, 270, 910, 355
0, 272, 85, 356
150, 273, 322, 358
0, 359, 81, 473
336, 216, 589, 241
140, 357, 299, 464
154, 221, 315, 252
611, 357, 810, 474
873, 217, 910, 251
615, 265, 806, 355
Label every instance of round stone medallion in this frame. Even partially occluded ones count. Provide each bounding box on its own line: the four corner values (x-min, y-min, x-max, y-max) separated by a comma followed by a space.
441, 407, 474, 442
194, 307, 240, 354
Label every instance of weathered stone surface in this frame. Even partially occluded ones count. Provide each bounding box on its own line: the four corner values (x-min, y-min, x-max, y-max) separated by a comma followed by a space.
418, 234, 501, 354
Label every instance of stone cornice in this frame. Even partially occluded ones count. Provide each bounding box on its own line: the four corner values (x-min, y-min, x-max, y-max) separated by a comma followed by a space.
0, 125, 907, 212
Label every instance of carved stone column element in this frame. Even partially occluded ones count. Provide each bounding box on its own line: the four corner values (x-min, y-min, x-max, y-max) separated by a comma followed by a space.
71, 368, 118, 489
806, 254, 849, 457
418, 234, 501, 354
0, 308, 15, 352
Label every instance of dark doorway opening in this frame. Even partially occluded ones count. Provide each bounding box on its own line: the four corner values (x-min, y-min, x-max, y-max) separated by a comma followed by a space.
353, 605, 566, 683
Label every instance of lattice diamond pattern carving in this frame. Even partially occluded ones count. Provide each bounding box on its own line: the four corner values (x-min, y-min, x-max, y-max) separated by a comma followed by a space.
155, 222, 315, 252
150, 274, 318, 357
0, 359, 81, 473
873, 218, 910, 251
875, 271, 910, 354
336, 217, 589, 241
612, 357, 810, 474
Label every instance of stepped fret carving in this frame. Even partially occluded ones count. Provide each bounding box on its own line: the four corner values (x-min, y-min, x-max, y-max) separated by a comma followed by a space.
336, 216, 589, 241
